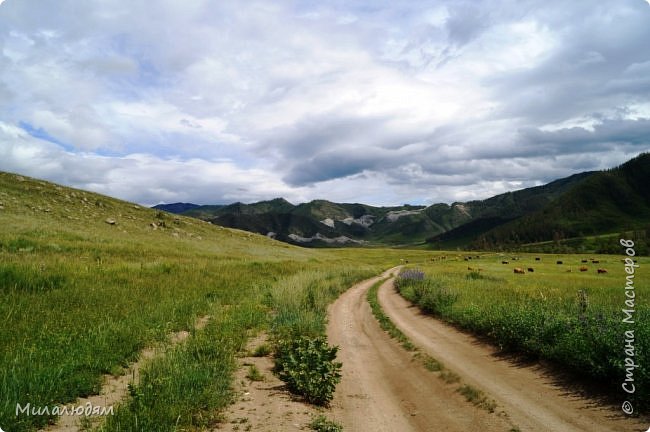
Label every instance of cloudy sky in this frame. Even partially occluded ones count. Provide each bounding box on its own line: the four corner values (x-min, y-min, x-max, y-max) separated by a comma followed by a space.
1, 0, 650, 206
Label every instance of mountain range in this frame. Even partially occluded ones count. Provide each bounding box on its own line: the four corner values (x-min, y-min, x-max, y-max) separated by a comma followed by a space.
154, 153, 650, 253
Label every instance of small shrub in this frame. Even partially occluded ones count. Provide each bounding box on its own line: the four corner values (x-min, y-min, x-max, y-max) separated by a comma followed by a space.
309, 415, 343, 432
398, 269, 425, 281
395, 269, 425, 292
246, 365, 264, 382
275, 336, 342, 406
251, 343, 272, 357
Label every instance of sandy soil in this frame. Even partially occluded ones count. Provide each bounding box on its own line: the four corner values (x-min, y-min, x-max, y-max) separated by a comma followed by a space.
215, 334, 322, 431
377, 278, 649, 432
327, 268, 513, 432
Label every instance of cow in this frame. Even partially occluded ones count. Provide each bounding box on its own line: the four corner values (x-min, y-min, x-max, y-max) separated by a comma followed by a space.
514, 267, 525, 274
468, 266, 474, 271
556, 260, 563, 265
579, 266, 588, 272
581, 259, 588, 263
527, 267, 534, 273
535, 257, 541, 261
597, 268, 608, 274
502, 261, 509, 264
592, 260, 600, 264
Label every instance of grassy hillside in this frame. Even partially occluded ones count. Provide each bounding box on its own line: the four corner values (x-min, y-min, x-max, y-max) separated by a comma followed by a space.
0, 171, 431, 431
471, 154, 650, 253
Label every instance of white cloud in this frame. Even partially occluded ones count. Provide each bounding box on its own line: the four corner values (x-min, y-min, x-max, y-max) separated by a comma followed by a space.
1, 0, 649, 206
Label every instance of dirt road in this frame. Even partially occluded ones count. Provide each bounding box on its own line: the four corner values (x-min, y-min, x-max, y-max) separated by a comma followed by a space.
327, 268, 513, 431
327, 268, 648, 432
376, 276, 648, 432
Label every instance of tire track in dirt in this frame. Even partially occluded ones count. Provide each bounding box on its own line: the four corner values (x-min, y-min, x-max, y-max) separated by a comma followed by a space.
41, 315, 212, 432
378, 279, 649, 432
327, 268, 512, 432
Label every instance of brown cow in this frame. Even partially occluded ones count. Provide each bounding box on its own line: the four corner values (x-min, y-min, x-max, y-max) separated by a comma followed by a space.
579, 266, 588, 272
597, 268, 608, 274
581, 259, 588, 263
527, 267, 534, 272
502, 261, 509, 264
514, 268, 525, 274
592, 260, 600, 264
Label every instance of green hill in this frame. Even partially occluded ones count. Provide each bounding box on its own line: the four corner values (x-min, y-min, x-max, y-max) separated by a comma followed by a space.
427, 171, 595, 248
470, 153, 650, 253
173, 166, 595, 247
150, 154, 650, 252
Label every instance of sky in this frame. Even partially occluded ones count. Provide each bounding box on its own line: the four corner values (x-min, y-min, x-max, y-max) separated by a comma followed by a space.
1, 0, 650, 207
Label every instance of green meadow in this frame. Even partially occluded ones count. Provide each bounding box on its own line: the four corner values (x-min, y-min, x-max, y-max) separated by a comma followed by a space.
0, 172, 429, 431
1, 171, 648, 430
397, 252, 650, 409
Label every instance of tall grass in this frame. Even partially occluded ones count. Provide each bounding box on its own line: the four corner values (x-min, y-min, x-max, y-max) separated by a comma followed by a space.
267, 268, 376, 340
101, 302, 266, 431
397, 253, 650, 410
0, 171, 433, 430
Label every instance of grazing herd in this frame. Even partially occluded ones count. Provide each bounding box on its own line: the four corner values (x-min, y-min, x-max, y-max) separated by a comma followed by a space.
490, 256, 610, 275
420, 254, 618, 276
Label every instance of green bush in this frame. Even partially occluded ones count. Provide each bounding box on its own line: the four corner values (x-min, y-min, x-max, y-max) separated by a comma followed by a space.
274, 336, 342, 406
309, 414, 343, 432
398, 277, 458, 315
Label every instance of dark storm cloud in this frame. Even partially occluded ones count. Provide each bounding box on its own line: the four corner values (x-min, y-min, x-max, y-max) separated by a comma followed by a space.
521, 118, 650, 150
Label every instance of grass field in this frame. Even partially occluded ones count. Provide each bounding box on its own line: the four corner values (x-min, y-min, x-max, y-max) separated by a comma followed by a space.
397, 251, 650, 410
0, 172, 430, 431
2, 170, 648, 430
